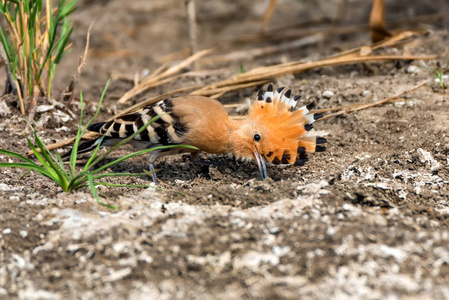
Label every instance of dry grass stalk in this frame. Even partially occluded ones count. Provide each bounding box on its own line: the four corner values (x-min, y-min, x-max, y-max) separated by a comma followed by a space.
114, 85, 201, 119
27, 85, 41, 123
118, 48, 214, 104
261, 0, 278, 32
185, 0, 198, 70
192, 79, 271, 97
194, 54, 438, 98
203, 34, 323, 65
61, 22, 93, 105
318, 81, 427, 121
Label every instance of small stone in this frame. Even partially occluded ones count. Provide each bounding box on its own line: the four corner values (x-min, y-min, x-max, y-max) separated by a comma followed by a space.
322, 90, 334, 99
20, 230, 28, 238
0, 100, 11, 116
2, 228, 11, 235
363, 90, 372, 97
407, 65, 420, 74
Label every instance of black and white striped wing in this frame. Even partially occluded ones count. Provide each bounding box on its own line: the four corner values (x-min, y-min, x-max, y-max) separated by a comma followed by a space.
90, 98, 187, 147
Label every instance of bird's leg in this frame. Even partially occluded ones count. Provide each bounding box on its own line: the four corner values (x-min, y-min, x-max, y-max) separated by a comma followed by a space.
147, 155, 158, 183
190, 151, 218, 167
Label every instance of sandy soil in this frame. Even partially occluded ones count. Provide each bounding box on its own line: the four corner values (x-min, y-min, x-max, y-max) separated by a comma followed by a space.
0, 0, 449, 299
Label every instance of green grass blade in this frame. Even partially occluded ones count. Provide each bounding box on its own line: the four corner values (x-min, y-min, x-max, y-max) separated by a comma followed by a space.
60, 0, 78, 17
94, 182, 161, 189
83, 135, 105, 172
87, 173, 118, 209
91, 145, 197, 175
54, 25, 73, 64
72, 78, 111, 171
0, 162, 53, 179
81, 77, 112, 135
0, 148, 38, 164
0, 27, 12, 63
69, 91, 84, 175
26, 136, 57, 178
92, 172, 148, 180
31, 128, 68, 190
54, 152, 66, 171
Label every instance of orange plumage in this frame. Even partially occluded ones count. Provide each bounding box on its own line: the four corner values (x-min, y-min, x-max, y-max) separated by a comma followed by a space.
71, 84, 326, 181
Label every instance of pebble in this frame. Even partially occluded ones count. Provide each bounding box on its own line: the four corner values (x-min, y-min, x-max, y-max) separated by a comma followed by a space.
322, 90, 334, 99
20, 230, 28, 238
2, 228, 11, 235
407, 65, 420, 74
363, 90, 372, 97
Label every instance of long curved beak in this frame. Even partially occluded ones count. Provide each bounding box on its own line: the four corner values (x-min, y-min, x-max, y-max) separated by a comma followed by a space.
253, 147, 268, 180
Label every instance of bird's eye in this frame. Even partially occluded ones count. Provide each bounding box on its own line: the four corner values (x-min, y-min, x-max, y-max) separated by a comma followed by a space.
254, 133, 261, 142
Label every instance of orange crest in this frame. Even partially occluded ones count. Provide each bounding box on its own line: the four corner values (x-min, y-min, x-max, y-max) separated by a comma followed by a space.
248, 85, 326, 166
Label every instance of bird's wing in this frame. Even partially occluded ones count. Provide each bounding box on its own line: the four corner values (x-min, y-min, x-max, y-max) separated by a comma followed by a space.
89, 98, 188, 147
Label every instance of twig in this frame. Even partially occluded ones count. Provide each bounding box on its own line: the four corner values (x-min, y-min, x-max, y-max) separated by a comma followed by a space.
191, 79, 271, 97
318, 81, 427, 121
118, 48, 213, 104
62, 22, 93, 105
27, 85, 41, 123
185, 0, 198, 70
203, 34, 323, 65
114, 85, 201, 119
261, 0, 278, 32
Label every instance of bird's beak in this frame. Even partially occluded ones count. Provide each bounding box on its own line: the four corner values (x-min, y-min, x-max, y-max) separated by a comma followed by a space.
253, 147, 268, 180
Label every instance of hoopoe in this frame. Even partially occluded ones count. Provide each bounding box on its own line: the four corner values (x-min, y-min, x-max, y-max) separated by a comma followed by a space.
71, 84, 326, 182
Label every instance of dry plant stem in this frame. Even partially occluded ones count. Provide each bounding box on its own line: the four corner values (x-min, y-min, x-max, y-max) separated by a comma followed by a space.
118, 48, 213, 104
195, 53, 439, 97
114, 85, 201, 119
63, 22, 93, 105
310, 98, 404, 114
185, 0, 198, 70
261, 0, 278, 32
191, 79, 271, 97
27, 85, 41, 123
319, 81, 427, 121
370, 0, 391, 43
204, 34, 323, 64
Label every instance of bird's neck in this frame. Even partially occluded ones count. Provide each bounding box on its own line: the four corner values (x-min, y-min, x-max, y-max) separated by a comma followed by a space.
227, 119, 251, 157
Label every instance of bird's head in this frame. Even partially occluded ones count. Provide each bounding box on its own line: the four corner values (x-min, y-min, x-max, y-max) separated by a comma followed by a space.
230, 85, 325, 180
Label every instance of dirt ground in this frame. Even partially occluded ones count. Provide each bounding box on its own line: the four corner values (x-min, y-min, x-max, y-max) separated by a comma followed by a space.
1, 0, 449, 299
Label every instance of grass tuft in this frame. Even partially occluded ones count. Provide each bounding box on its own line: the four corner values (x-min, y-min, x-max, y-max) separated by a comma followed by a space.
0, 0, 77, 114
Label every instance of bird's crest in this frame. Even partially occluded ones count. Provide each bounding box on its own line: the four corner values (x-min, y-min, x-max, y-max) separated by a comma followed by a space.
248, 84, 326, 166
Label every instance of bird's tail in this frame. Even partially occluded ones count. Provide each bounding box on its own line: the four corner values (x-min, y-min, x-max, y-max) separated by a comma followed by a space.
62, 121, 108, 158
62, 137, 105, 158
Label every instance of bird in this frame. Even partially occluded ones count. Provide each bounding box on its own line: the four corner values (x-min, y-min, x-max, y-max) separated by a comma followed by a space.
69, 84, 327, 182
